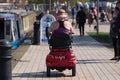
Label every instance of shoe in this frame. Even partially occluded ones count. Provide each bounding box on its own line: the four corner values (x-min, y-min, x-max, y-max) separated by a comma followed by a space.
83, 33, 84, 36
110, 57, 118, 60
116, 59, 120, 63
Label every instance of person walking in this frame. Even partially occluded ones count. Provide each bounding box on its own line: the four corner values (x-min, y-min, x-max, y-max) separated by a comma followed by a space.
76, 6, 86, 36
87, 9, 94, 31
71, 6, 76, 26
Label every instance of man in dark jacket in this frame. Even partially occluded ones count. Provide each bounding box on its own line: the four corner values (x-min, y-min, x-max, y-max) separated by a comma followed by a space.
112, 1, 120, 61
76, 6, 86, 36
116, 1, 120, 62
109, 7, 119, 60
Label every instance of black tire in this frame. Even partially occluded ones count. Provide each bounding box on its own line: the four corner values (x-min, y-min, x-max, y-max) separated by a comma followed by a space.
72, 66, 76, 76
47, 67, 50, 77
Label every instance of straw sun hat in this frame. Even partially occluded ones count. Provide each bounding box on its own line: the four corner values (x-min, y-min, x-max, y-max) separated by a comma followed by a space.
57, 9, 68, 18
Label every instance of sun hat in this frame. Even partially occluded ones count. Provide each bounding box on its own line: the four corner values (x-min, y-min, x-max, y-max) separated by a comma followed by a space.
57, 9, 68, 18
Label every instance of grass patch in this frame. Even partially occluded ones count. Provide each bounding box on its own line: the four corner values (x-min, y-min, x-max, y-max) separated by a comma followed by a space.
87, 32, 112, 45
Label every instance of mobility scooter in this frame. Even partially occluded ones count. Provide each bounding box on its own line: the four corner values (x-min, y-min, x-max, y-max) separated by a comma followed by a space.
45, 27, 76, 77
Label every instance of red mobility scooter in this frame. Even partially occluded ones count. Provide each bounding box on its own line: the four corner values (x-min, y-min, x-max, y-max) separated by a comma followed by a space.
46, 27, 76, 77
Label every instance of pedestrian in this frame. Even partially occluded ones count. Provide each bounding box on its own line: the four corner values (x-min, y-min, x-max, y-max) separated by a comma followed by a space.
109, 7, 120, 60
50, 8, 59, 20
48, 9, 75, 35
92, 7, 97, 30
112, 1, 120, 61
100, 10, 107, 22
92, 7, 97, 22
76, 6, 86, 36
87, 9, 94, 31
71, 6, 76, 26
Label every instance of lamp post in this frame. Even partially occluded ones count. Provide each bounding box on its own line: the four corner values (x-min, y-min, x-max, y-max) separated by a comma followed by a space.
49, 0, 51, 11
96, 0, 99, 35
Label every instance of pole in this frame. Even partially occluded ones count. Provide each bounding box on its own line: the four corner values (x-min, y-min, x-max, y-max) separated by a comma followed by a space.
0, 40, 12, 80
49, 0, 51, 11
97, 0, 99, 35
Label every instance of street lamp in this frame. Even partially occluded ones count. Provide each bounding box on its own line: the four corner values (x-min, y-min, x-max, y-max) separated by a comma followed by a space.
96, 0, 99, 35
49, 0, 51, 11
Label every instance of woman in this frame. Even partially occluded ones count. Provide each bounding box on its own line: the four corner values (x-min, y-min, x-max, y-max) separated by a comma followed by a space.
48, 9, 75, 35
48, 9, 75, 48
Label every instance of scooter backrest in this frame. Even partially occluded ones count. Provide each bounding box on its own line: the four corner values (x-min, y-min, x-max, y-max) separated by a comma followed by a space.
49, 33, 72, 47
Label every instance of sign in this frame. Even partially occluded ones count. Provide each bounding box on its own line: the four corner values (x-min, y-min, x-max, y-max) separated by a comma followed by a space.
0, 13, 15, 20
40, 14, 56, 43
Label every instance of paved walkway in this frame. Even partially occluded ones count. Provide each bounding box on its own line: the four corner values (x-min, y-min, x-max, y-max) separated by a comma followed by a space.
12, 23, 120, 80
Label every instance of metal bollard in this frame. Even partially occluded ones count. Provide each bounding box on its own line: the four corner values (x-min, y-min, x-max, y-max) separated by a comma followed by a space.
0, 40, 12, 80
33, 21, 40, 45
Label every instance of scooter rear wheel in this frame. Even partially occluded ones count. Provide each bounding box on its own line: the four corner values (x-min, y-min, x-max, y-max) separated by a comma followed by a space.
47, 67, 50, 77
72, 66, 76, 76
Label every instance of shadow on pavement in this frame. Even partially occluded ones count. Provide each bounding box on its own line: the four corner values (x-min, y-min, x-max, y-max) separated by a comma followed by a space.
12, 71, 73, 78
76, 59, 115, 64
